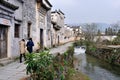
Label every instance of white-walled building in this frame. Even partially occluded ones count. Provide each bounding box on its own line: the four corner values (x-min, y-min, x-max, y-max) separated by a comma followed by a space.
0, 0, 22, 59
60, 24, 74, 44
0, 0, 52, 59
51, 10, 65, 46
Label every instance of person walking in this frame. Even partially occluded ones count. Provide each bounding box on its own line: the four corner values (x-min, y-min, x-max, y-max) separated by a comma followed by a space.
19, 39, 26, 63
26, 38, 34, 53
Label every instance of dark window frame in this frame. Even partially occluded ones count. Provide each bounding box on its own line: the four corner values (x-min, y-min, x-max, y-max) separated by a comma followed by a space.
27, 22, 31, 38
14, 24, 20, 38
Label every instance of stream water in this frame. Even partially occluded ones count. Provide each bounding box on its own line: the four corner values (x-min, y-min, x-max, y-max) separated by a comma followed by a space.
74, 53, 120, 80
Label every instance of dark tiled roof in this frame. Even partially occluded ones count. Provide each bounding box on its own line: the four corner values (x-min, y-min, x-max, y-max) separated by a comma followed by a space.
51, 10, 65, 15
37, 0, 52, 10
45, 0, 52, 7
0, 0, 19, 10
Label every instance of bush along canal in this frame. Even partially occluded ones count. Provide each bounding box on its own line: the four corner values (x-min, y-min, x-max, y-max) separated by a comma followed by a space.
86, 46, 120, 66
23, 46, 90, 80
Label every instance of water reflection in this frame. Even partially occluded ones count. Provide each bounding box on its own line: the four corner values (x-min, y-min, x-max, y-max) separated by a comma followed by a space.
74, 53, 120, 80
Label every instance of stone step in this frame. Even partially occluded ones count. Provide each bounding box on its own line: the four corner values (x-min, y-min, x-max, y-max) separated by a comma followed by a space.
0, 58, 14, 66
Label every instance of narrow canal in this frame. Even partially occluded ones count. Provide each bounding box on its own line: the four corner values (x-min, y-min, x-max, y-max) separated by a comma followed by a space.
74, 53, 120, 80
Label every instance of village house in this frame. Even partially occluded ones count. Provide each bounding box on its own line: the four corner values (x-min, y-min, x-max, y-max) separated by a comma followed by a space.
0, 0, 75, 60
22, 0, 52, 50
0, 0, 52, 59
0, 0, 21, 59
69, 25, 81, 40
61, 24, 75, 43
51, 10, 65, 47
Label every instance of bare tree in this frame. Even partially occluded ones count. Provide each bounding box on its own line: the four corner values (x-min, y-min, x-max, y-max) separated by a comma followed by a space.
111, 23, 120, 35
97, 29, 101, 36
82, 23, 98, 42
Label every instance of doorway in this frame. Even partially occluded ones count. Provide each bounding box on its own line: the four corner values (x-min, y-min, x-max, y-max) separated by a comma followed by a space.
40, 29, 43, 48
0, 25, 8, 59
58, 36, 60, 45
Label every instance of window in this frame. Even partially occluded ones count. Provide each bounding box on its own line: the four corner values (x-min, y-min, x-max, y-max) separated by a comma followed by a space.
48, 29, 50, 40
27, 22, 31, 38
14, 24, 20, 38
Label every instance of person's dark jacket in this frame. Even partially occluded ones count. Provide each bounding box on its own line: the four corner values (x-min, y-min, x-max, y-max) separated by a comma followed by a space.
26, 40, 34, 53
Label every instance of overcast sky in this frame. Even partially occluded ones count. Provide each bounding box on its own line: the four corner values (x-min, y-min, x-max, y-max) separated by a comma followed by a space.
49, 0, 120, 24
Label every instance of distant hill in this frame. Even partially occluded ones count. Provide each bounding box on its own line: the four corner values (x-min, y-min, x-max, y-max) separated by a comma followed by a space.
68, 23, 110, 33
79, 23, 110, 33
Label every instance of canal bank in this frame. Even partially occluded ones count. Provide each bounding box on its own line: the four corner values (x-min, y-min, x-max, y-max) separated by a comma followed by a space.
86, 46, 120, 66
74, 53, 120, 80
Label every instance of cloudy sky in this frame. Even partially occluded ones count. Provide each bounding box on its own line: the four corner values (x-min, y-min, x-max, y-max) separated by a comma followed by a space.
49, 0, 120, 24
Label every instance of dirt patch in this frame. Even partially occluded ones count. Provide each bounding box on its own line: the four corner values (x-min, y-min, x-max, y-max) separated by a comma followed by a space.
67, 71, 90, 80
20, 76, 30, 80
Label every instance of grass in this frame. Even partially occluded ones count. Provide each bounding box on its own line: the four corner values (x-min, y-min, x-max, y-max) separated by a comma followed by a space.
67, 71, 90, 80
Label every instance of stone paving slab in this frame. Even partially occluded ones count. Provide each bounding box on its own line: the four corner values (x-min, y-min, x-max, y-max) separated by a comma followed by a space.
0, 61, 27, 80
0, 42, 73, 80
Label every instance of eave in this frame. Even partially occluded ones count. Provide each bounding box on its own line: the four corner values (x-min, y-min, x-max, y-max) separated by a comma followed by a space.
37, 0, 52, 10
0, 0, 19, 11
52, 21, 61, 30
51, 9, 65, 15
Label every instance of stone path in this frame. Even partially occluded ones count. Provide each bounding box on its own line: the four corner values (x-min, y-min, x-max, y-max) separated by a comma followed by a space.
0, 42, 73, 80
50, 42, 73, 55
0, 61, 26, 80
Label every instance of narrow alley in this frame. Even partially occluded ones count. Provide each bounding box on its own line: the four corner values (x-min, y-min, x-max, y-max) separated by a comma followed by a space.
0, 42, 73, 80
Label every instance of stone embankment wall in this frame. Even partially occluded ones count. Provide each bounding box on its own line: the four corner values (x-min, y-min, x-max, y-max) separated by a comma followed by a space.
86, 47, 120, 66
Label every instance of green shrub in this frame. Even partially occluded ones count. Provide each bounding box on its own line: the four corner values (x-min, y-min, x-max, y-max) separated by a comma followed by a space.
112, 36, 120, 45
25, 50, 69, 80
73, 40, 85, 46
25, 51, 54, 80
